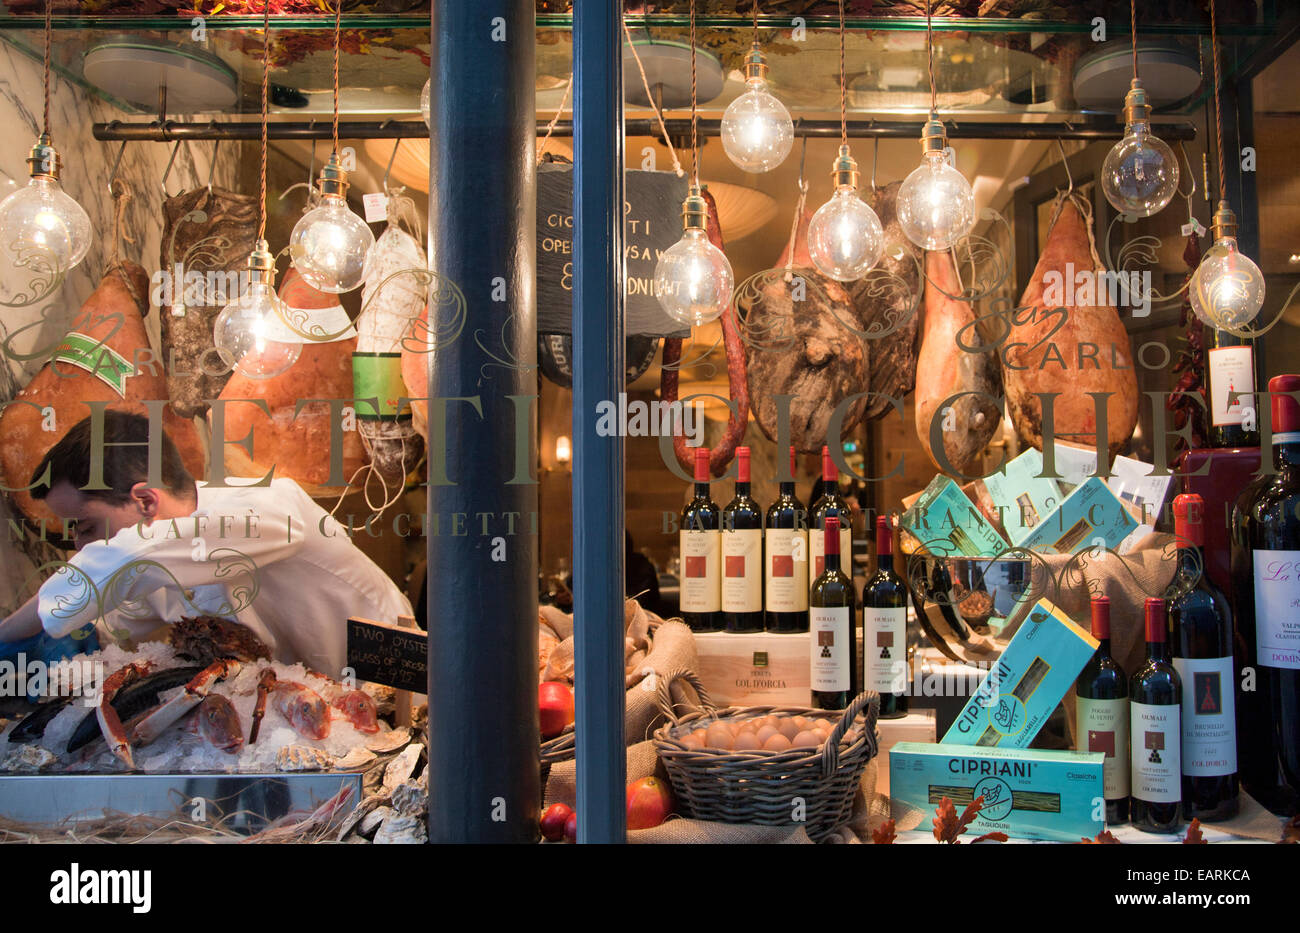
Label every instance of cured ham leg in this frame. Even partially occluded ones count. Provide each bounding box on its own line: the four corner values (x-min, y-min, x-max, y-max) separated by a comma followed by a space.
1003, 191, 1138, 456
914, 249, 1002, 475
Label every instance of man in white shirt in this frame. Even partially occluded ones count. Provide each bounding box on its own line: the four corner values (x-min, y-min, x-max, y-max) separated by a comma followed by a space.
0, 411, 413, 678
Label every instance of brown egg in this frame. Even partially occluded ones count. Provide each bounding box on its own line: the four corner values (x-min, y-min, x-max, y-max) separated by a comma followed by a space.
755, 725, 780, 745
791, 730, 822, 748
778, 718, 800, 740
680, 731, 703, 749
692, 728, 710, 745
733, 731, 762, 751
735, 718, 758, 734
706, 722, 734, 749
792, 716, 809, 730
763, 733, 792, 752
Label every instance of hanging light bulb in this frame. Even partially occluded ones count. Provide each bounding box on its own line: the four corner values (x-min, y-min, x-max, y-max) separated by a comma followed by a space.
1189, 202, 1265, 329
1101, 79, 1179, 218
0, 4, 91, 281
420, 78, 431, 129
214, 240, 301, 379
0, 135, 92, 274
289, 152, 375, 293
897, 116, 976, 251
654, 183, 734, 326
720, 42, 793, 173
808, 145, 883, 281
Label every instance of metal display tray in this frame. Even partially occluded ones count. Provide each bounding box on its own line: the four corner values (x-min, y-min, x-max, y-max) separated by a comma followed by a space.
0, 772, 363, 837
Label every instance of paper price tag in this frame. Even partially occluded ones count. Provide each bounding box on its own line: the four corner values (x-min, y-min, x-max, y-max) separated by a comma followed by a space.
1181, 218, 1207, 237
363, 192, 389, 223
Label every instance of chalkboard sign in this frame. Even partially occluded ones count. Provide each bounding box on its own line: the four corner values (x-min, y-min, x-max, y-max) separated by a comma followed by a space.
346, 617, 426, 693
537, 165, 690, 338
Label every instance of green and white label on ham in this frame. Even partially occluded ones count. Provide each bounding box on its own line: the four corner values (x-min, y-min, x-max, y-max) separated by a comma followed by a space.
352, 352, 410, 420
51, 332, 133, 397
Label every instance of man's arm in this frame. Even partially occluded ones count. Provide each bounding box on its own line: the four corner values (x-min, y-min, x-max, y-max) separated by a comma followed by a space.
38, 496, 308, 637
0, 593, 42, 642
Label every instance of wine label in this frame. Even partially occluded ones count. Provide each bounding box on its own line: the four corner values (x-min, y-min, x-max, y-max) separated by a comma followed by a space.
810, 526, 852, 577
679, 529, 721, 613
1076, 696, 1130, 800
1130, 701, 1181, 803
721, 528, 762, 613
810, 605, 851, 691
1207, 345, 1255, 427
1173, 656, 1237, 776
765, 527, 808, 612
864, 605, 908, 694
1252, 551, 1300, 669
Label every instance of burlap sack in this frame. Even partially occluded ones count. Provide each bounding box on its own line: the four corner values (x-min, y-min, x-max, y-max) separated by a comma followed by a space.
541, 598, 698, 804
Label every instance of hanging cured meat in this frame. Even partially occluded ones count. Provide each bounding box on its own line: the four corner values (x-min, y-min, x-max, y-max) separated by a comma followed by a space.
1004, 191, 1138, 455
158, 186, 258, 419
213, 268, 367, 495
854, 181, 920, 422
914, 248, 1003, 475
356, 206, 425, 486
741, 207, 870, 453
660, 188, 750, 475
0, 261, 205, 527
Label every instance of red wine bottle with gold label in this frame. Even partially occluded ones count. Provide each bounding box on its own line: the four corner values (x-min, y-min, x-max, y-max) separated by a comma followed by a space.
765, 446, 808, 633
679, 448, 721, 632
721, 446, 764, 633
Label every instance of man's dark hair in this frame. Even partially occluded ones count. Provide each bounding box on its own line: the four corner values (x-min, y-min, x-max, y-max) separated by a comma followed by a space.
29, 411, 197, 504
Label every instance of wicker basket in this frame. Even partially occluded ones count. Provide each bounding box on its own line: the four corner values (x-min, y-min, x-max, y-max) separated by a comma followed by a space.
652, 671, 880, 842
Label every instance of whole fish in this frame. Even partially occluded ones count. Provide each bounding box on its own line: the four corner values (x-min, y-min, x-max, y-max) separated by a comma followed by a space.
196, 694, 244, 753
8, 697, 73, 744
67, 666, 203, 754
330, 689, 379, 734
273, 681, 331, 740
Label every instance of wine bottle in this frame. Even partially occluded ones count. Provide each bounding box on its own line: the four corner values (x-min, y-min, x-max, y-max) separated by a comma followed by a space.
863, 515, 909, 718
1129, 597, 1183, 833
1232, 373, 1300, 814
1075, 595, 1129, 824
1205, 328, 1259, 448
721, 446, 764, 633
679, 447, 722, 632
810, 446, 852, 578
810, 514, 858, 710
765, 446, 809, 633
1169, 493, 1239, 821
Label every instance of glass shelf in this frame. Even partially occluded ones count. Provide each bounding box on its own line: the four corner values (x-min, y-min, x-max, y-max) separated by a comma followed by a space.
0, 3, 1281, 121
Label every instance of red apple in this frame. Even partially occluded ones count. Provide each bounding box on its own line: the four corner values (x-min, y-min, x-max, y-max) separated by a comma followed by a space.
626, 776, 674, 830
539, 681, 575, 739
540, 803, 572, 842
564, 811, 578, 843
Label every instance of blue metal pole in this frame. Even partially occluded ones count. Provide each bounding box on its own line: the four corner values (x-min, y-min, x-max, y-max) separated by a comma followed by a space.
573, 0, 627, 843
426, 0, 539, 843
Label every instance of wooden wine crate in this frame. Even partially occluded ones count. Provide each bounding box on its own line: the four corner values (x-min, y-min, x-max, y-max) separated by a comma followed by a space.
876, 710, 938, 797
693, 631, 812, 708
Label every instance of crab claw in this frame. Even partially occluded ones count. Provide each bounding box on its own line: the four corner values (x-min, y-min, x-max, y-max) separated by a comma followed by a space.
130, 659, 242, 747
97, 661, 153, 769
249, 668, 277, 745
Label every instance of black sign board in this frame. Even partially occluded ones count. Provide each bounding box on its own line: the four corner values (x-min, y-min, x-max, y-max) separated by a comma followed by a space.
346, 617, 426, 693
537, 164, 690, 338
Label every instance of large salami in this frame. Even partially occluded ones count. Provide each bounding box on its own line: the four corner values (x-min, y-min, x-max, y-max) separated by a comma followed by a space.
660, 188, 750, 476
0, 262, 205, 527
1004, 191, 1138, 455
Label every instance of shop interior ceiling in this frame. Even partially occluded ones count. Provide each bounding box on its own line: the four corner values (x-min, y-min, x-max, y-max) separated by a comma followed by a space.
0, 1, 1287, 290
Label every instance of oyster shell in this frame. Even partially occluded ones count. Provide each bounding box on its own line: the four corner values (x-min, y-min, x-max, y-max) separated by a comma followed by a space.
364, 726, 410, 754
275, 745, 333, 772
382, 744, 422, 793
